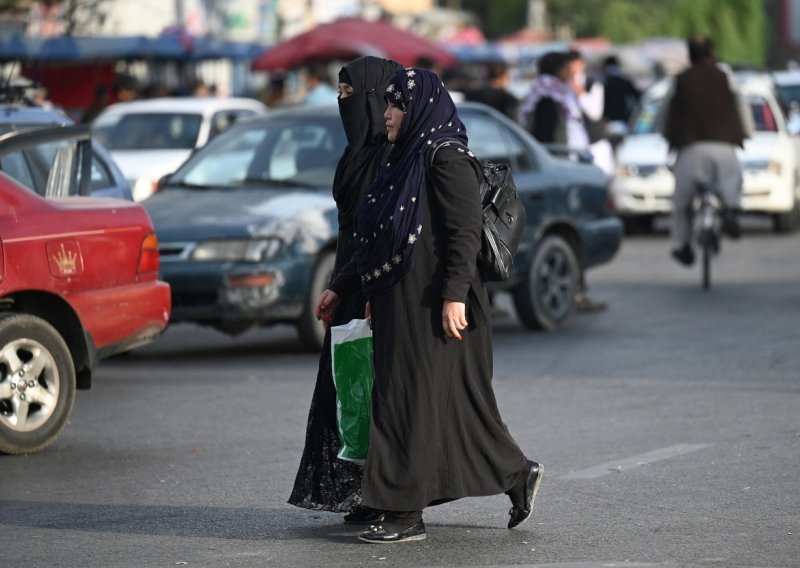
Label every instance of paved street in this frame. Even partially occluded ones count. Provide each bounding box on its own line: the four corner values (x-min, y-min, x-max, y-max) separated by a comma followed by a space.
2, 219, 799, 568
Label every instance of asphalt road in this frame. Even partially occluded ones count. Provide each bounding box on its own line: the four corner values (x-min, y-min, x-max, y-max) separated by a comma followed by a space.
2, 219, 799, 568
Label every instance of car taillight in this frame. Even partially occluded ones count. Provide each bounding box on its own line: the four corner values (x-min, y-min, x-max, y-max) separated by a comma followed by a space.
138, 233, 160, 274
605, 189, 615, 213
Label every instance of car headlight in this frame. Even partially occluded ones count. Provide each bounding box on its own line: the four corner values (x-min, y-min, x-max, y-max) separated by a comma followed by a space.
190, 239, 282, 262
133, 177, 158, 202
616, 163, 635, 177
768, 160, 783, 176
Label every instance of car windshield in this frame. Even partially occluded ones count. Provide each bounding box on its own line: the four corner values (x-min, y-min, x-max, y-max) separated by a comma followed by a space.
631, 95, 779, 134
776, 84, 800, 107
167, 118, 346, 189
93, 113, 202, 150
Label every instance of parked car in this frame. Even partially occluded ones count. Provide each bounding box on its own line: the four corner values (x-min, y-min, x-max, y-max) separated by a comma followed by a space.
92, 97, 268, 201
0, 125, 171, 454
612, 74, 800, 233
144, 103, 621, 350
0, 104, 132, 200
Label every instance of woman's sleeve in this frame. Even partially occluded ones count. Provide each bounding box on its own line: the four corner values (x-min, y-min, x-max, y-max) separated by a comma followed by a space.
328, 257, 361, 299
429, 148, 482, 302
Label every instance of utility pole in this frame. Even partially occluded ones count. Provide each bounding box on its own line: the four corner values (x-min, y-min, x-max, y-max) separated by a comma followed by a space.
528, 0, 547, 30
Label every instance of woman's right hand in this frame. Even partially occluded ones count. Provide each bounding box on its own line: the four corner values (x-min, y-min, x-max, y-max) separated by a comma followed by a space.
365, 300, 372, 328
315, 289, 340, 327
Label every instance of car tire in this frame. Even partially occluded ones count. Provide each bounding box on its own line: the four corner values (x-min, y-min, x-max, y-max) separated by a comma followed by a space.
0, 313, 76, 455
513, 235, 579, 331
297, 250, 335, 352
772, 202, 799, 233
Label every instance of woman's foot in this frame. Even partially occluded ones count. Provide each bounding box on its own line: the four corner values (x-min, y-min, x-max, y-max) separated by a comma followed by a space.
343, 505, 385, 525
358, 520, 426, 543
507, 460, 543, 529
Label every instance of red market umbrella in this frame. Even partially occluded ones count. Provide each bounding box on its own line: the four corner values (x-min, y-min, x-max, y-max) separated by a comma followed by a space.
252, 17, 456, 71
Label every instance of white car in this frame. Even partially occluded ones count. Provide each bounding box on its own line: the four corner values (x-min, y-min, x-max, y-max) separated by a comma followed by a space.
92, 97, 268, 201
612, 74, 800, 233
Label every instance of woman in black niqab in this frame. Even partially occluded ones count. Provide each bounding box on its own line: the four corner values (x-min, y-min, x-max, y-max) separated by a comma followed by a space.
288, 56, 403, 518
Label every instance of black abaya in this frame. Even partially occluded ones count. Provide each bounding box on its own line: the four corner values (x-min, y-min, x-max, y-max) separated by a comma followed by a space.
331, 148, 528, 512
288, 56, 403, 512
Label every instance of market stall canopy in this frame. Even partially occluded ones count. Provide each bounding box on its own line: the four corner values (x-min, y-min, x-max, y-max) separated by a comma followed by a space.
251, 17, 456, 71
0, 35, 263, 63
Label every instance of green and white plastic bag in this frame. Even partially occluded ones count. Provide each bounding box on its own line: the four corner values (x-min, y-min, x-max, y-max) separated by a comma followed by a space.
330, 318, 374, 464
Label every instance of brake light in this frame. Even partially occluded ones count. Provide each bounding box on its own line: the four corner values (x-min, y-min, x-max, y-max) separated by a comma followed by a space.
138, 233, 160, 274
605, 189, 615, 214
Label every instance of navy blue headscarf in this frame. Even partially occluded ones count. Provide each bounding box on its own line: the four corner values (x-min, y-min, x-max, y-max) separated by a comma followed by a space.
353, 67, 468, 295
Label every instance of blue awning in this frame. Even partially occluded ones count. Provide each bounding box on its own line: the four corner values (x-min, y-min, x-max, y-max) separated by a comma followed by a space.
0, 35, 264, 63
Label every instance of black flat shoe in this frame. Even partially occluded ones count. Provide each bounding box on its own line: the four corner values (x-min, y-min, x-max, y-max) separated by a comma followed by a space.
343, 505, 385, 525
508, 461, 543, 529
358, 521, 427, 543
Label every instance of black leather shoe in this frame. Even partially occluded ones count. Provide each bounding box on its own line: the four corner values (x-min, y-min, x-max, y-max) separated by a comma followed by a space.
671, 245, 695, 267
358, 521, 427, 543
508, 461, 543, 529
722, 211, 742, 239
343, 505, 385, 525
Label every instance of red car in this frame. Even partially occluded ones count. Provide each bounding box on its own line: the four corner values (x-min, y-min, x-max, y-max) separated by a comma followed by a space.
0, 125, 171, 454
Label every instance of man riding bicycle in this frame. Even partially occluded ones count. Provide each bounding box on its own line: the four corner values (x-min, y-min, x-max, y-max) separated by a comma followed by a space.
661, 35, 753, 266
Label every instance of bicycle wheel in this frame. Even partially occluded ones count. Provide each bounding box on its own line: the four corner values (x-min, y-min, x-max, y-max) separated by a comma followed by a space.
701, 229, 711, 290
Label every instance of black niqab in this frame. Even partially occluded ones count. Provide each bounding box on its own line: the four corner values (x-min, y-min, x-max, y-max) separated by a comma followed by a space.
332, 56, 404, 232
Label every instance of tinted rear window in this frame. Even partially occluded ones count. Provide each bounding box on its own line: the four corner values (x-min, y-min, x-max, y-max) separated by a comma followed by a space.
94, 113, 202, 150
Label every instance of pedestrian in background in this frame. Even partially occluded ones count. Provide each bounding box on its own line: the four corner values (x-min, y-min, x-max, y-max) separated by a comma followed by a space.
518, 51, 590, 151
566, 50, 615, 177
600, 55, 640, 124
318, 67, 543, 543
303, 61, 337, 105
463, 61, 519, 119
288, 56, 404, 524
661, 35, 752, 266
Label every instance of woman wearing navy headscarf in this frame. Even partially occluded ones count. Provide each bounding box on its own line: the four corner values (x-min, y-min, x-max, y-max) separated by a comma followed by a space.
318, 68, 543, 543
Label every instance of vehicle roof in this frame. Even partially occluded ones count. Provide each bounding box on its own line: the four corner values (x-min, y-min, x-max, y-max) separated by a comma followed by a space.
0, 105, 71, 125
96, 97, 267, 118
241, 100, 497, 122
771, 70, 800, 84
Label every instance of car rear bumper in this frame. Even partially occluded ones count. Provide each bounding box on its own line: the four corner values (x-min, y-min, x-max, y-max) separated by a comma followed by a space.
579, 216, 624, 269
70, 280, 171, 356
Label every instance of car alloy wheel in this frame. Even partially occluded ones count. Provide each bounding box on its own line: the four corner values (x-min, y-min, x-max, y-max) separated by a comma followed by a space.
0, 314, 76, 454
513, 234, 579, 331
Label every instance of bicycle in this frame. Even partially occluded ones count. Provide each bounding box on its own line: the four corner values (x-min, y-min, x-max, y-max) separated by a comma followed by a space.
694, 181, 723, 290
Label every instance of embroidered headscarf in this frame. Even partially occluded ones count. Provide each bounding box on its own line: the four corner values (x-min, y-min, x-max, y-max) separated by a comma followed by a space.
333, 56, 404, 232
353, 67, 468, 295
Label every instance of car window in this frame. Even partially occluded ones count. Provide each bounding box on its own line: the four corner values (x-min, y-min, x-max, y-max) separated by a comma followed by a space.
502, 128, 536, 172
0, 151, 36, 190
776, 84, 800, 107
749, 97, 778, 132
94, 113, 202, 150
461, 113, 512, 165
88, 154, 113, 191
630, 99, 662, 135
209, 109, 256, 139
173, 120, 345, 189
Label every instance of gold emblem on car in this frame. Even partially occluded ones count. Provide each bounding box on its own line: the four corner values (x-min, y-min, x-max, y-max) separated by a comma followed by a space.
54, 244, 78, 275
